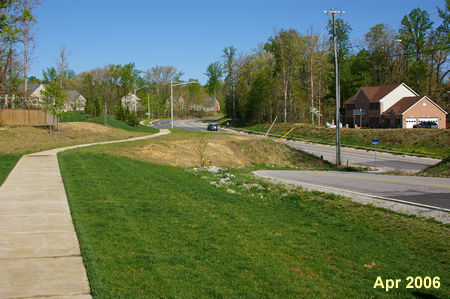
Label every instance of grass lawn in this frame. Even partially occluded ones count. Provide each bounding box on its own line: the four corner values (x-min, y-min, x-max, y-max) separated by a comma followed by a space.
418, 157, 450, 178
0, 116, 158, 188
0, 153, 21, 186
59, 151, 449, 298
60, 111, 159, 133
88, 114, 158, 133
60, 110, 90, 122
236, 122, 450, 158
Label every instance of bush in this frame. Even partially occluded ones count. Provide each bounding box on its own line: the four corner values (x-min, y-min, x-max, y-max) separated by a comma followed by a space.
115, 105, 126, 121
126, 111, 140, 127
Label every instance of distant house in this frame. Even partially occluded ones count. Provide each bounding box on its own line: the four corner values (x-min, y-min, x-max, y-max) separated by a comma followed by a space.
187, 98, 220, 113
2, 84, 87, 112
121, 93, 142, 112
63, 90, 86, 112
344, 83, 447, 129
18, 83, 47, 109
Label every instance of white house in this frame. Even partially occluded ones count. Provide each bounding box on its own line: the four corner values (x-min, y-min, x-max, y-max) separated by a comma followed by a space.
18, 83, 47, 109
63, 90, 87, 111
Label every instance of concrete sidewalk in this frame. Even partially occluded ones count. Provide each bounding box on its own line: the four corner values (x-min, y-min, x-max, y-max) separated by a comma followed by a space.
0, 129, 170, 298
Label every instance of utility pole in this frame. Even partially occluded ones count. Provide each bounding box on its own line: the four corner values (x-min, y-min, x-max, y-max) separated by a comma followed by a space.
324, 9, 344, 166
170, 81, 173, 128
310, 25, 314, 125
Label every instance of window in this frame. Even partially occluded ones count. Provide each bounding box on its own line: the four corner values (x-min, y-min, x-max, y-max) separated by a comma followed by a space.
385, 118, 390, 128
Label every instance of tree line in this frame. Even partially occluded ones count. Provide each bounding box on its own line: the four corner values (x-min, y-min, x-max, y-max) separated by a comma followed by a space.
1, 1, 448, 127
212, 3, 449, 125
0, 0, 41, 108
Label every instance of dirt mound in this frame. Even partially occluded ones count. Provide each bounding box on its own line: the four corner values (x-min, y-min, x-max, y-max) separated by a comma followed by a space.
124, 133, 300, 167
59, 122, 114, 133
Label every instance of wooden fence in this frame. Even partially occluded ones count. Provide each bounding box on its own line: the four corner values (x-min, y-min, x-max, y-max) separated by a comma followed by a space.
0, 109, 57, 126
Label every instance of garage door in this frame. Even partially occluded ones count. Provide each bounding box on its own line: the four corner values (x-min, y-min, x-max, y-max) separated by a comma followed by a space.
405, 118, 416, 129
418, 118, 438, 126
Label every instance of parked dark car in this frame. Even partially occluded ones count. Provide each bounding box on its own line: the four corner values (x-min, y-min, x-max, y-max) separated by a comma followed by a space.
413, 121, 438, 129
207, 123, 218, 131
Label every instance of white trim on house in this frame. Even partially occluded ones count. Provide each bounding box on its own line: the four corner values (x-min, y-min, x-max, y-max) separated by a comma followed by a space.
379, 83, 418, 113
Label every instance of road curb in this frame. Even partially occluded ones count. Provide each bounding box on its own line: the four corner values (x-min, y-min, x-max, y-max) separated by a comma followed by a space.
253, 171, 449, 223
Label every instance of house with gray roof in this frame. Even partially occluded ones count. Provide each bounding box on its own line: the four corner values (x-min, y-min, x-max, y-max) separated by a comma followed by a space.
63, 90, 86, 111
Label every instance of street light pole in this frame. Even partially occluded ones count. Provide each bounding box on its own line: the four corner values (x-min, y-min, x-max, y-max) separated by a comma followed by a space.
170, 81, 197, 129
324, 9, 344, 166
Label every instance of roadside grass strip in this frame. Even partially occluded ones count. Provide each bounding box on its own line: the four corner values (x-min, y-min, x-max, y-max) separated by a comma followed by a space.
59, 151, 449, 298
0, 153, 21, 186
235, 123, 449, 158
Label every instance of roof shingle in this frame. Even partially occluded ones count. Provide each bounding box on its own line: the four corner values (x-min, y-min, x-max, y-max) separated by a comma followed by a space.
345, 83, 402, 104
382, 96, 421, 115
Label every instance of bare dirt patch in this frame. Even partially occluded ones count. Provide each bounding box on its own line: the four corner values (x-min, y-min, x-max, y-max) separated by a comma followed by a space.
0, 123, 148, 154
59, 122, 115, 133
80, 131, 331, 168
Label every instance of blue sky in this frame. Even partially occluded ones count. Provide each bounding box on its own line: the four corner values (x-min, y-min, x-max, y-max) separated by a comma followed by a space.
30, 0, 445, 84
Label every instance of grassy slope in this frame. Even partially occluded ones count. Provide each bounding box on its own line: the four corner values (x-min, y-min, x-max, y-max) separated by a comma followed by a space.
237, 123, 450, 158
0, 153, 21, 186
75, 130, 337, 169
60, 111, 158, 133
419, 157, 450, 178
59, 110, 90, 122
0, 112, 157, 188
59, 151, 449, 298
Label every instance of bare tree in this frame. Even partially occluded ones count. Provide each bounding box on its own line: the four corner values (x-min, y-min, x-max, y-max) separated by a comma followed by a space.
18, 0, 41, 107
56, 46, 70, 89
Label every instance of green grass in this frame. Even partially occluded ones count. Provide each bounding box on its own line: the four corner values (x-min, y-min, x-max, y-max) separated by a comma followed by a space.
59, 111, 90, 122
59, 111, 159, 133
235, 122, 450, 158
0, 153, 21, 186
88, 114, 158, 133
418, 157, 450, 178
59, 151, 449, 298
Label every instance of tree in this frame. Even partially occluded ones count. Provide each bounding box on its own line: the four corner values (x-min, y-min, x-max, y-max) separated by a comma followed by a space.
40, 84, 66, 132
42, 66, 58, 83
17, 0, 41, 107
365, 24, 397, 85
246, 68, 271, 123
265, 29, 302, 122
1, 1, 22, 103
399, 7, 433, 92
223, 46, 237, 119
327, 18, 352, 59
204, 61, 223, 106
56, 46, 70, 89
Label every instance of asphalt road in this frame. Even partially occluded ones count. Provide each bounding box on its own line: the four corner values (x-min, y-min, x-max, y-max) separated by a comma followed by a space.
152, 118, 221, 132
152, 118, 441, 173
281, 139, 440, 173
254, 170, 450, 211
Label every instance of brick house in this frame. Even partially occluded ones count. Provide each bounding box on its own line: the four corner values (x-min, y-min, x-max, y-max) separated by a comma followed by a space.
383, 96, 447, 129
344, 83, 447, 129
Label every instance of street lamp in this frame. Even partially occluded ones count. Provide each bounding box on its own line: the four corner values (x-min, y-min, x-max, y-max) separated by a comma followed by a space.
170, 81, 197, 129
